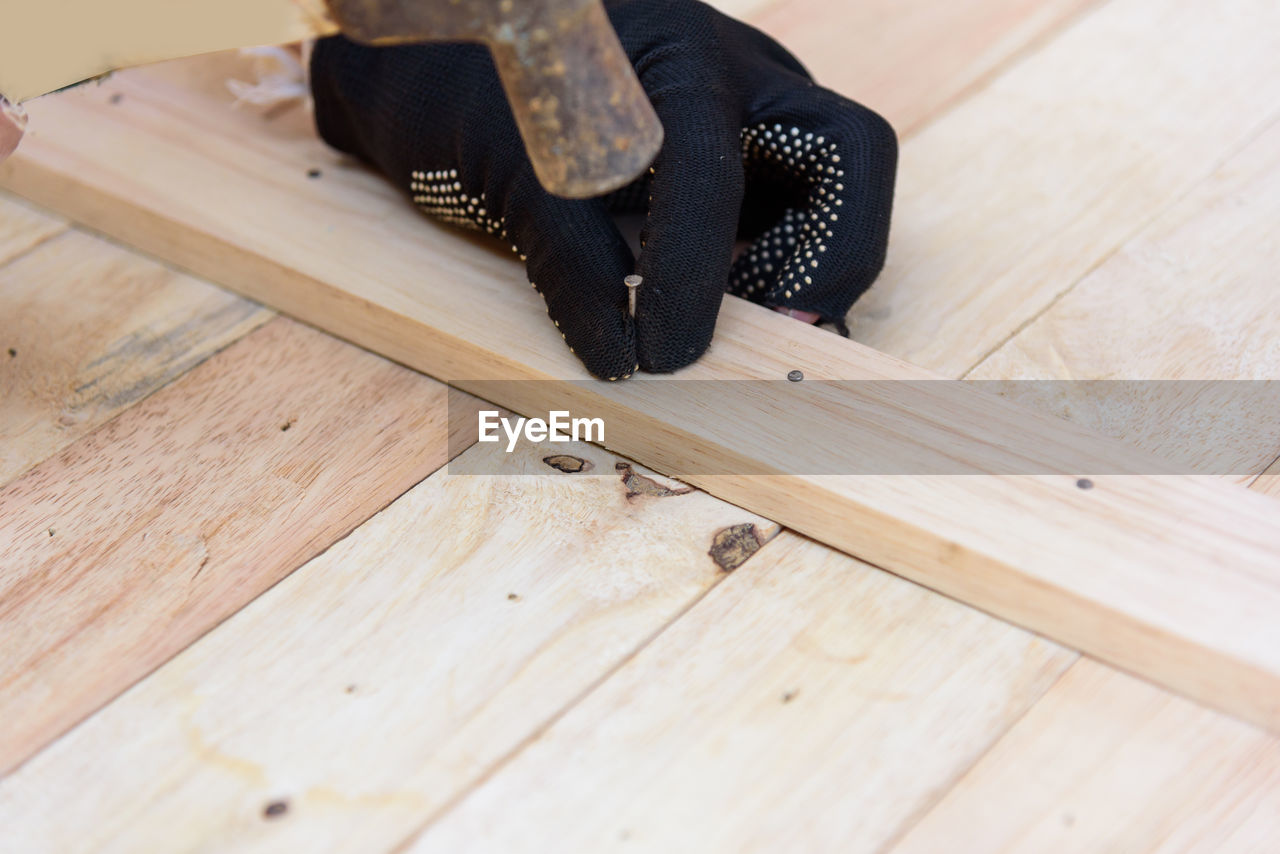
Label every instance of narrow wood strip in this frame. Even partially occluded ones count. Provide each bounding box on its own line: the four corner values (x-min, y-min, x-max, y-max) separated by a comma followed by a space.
401, 533, 1074, 853
0, 192, 65, 267
0, 229, 273, 485
0, 317, 468, 775
847, 0, 1280, 375
750, 0, 1098, 135
2, 51, 1280, 730
886, 658, 1280, 854
0, 440, 779, 853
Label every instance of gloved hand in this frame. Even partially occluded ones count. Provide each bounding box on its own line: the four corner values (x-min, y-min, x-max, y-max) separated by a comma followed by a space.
310, 0, 897, 380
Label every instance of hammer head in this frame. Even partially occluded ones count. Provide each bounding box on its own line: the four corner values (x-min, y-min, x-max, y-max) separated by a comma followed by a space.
327, 0, 664, 198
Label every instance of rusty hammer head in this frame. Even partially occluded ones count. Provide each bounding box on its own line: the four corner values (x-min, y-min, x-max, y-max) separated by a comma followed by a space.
326, 0, 664, 198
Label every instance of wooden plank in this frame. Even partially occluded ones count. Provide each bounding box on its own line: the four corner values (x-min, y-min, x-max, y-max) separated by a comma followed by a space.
401, 533, 1073, 853
750, 0, 1098, 135
0, 317, 470, 775
3, 52, 1280, 730
969, 119, 1280, 482
1, 228, 272, 485
0, 191, 65, 266
894, 108, 1280, 854
846, 0, 1280, 375
886, 658, 1280, 854
0, 440, 780, 853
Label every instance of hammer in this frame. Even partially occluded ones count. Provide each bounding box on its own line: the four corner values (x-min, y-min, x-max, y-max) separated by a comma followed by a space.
0, 0, 664, 198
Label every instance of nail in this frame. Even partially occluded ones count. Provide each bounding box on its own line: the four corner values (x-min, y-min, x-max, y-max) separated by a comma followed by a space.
624, 275, 642, 317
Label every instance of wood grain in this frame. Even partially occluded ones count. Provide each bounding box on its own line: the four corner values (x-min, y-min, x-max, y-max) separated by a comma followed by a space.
970, 119, 1280, 481
0, 229, 273, 485
3, 52, 1280, 730
0, 440, 779, 853
751, 0, 1097, 135
848, 0, 1280, 375
0, 191, 65, 267
0, 317, 468, 775
403, 532, 1073, 854
892, 87, 1280, 854
887, 658, 1280, 854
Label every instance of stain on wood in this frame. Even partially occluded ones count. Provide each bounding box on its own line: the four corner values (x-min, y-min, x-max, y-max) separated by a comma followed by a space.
0, 229, 272, 486
615, 462, 693, 499
543, 454, 593, 473
708, 523, 771, 572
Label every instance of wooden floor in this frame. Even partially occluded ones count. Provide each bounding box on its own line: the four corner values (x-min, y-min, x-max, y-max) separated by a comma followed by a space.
2, 0, 1279, 850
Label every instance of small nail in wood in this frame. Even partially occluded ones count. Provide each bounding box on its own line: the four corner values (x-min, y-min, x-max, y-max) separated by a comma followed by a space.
624, 275, 642, 317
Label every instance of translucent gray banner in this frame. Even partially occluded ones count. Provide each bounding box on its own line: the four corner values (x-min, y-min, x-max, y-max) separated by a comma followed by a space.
446, 380, 1280, 476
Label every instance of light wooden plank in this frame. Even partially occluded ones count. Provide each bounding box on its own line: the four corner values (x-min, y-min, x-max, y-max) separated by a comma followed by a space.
895, 105, 1280, 854
0, 440, 779, 853
401, 532, 1073, 853
0, 191, 65, 267
0, 317, 470, 775
887, 658, 1280, 854
3, 53, 1280, 730
0, 228, 273, 485
847, 0, 1280, 375
969, 119, 1280, 482
750, 0, 1097, 135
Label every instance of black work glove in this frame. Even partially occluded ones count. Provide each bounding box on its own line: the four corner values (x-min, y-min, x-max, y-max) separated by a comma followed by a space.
310, 0, 897, 380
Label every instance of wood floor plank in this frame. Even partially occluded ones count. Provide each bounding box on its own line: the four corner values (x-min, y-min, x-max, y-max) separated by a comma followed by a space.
0, 440, 779, 853
0, 317, 469, 776
1, 229, 273, 485
0, 192, 66, 267
847, 0, 1280, 375
400, 532, 1073, 853
3, 50, 1280, 730
750, 0, 1098, 135
890, 102, 1280, 854
969, 119, 1280, 482
886, 659, 1280, 854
